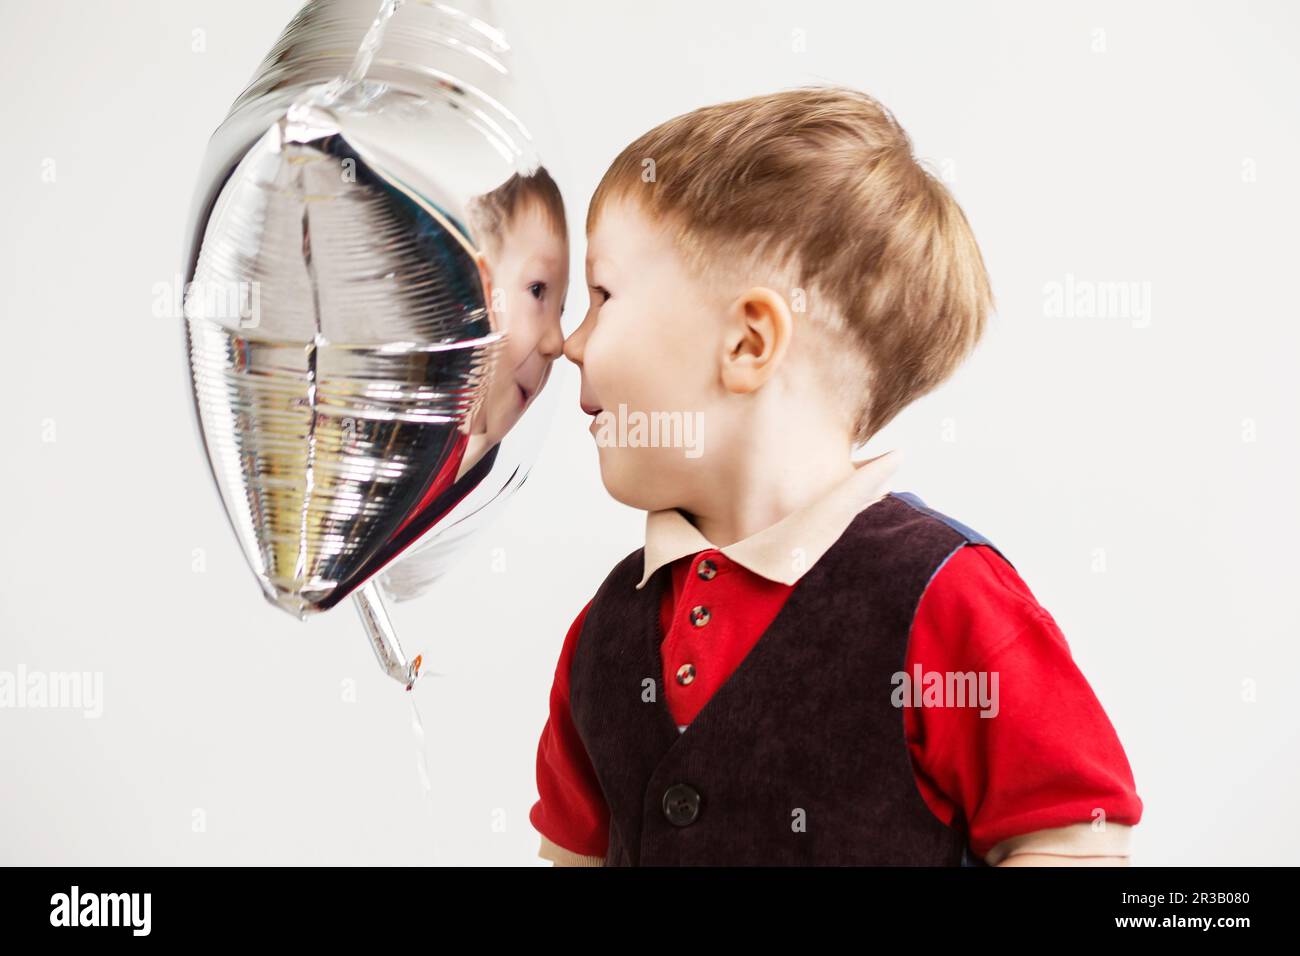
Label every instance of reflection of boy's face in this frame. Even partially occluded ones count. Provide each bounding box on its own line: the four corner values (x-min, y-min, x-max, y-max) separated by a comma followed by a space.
476, 199, 568, 441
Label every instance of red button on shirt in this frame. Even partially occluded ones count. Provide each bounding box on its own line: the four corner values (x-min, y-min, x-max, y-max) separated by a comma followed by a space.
529, 544, 1144, 861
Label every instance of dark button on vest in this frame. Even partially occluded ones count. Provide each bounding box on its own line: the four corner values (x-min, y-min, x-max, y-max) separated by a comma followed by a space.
663, 783, 701, 826
568, 491, 1009, 866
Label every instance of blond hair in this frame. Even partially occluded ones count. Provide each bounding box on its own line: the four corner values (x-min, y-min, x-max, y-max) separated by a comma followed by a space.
588, 85, 994, 443
468, 166, 567, 256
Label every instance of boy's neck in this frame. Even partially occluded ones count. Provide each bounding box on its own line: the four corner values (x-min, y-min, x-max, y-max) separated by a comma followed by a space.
681, 436, 858, 548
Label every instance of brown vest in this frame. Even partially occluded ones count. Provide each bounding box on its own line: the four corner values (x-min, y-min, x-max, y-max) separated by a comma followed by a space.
569, 491, 1008, 866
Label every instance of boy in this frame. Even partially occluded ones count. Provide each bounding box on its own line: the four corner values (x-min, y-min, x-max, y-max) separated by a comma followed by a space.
361, 169, 568, 598
462, 168, 569, 472
530, 86, 1142, 866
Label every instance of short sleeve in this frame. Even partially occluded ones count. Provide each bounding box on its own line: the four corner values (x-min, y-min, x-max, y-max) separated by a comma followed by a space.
904, 545, 1144, 862
528, 598, 611, 859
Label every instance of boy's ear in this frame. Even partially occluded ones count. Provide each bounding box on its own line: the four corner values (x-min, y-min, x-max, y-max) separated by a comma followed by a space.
719, 287, 793, 395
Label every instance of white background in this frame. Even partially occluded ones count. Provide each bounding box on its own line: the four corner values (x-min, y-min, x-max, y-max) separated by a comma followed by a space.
1, 0, 1297, 865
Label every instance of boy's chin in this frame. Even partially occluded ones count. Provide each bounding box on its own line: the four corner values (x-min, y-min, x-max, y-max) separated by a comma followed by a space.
594, 450, 678, 513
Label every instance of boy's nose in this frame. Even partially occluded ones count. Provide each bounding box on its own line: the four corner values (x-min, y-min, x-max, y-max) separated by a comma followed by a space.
562, 325, 585, 367
538, 319, 565, 362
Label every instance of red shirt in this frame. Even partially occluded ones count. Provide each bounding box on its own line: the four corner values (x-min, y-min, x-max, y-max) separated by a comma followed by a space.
530, 542, 1143, 863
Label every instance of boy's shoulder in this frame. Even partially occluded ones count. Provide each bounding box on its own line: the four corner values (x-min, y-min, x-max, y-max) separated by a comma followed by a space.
884, 491, 1005, 558
874, 492, 1059, 640
843, 490, 1015, 572
839, 492, 1057, 630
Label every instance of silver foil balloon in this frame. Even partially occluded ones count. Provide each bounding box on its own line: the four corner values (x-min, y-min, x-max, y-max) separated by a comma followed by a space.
181, 0, 565, 686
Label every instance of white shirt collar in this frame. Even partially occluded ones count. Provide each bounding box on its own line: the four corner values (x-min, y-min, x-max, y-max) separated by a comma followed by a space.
636, 450, 901, 589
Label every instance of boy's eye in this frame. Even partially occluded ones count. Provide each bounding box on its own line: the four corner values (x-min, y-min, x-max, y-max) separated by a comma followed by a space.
591, 284, 611, 304
528, 281, 546, 301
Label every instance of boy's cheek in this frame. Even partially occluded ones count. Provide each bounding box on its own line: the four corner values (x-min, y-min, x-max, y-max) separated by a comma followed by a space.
581, 329, 620, 389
